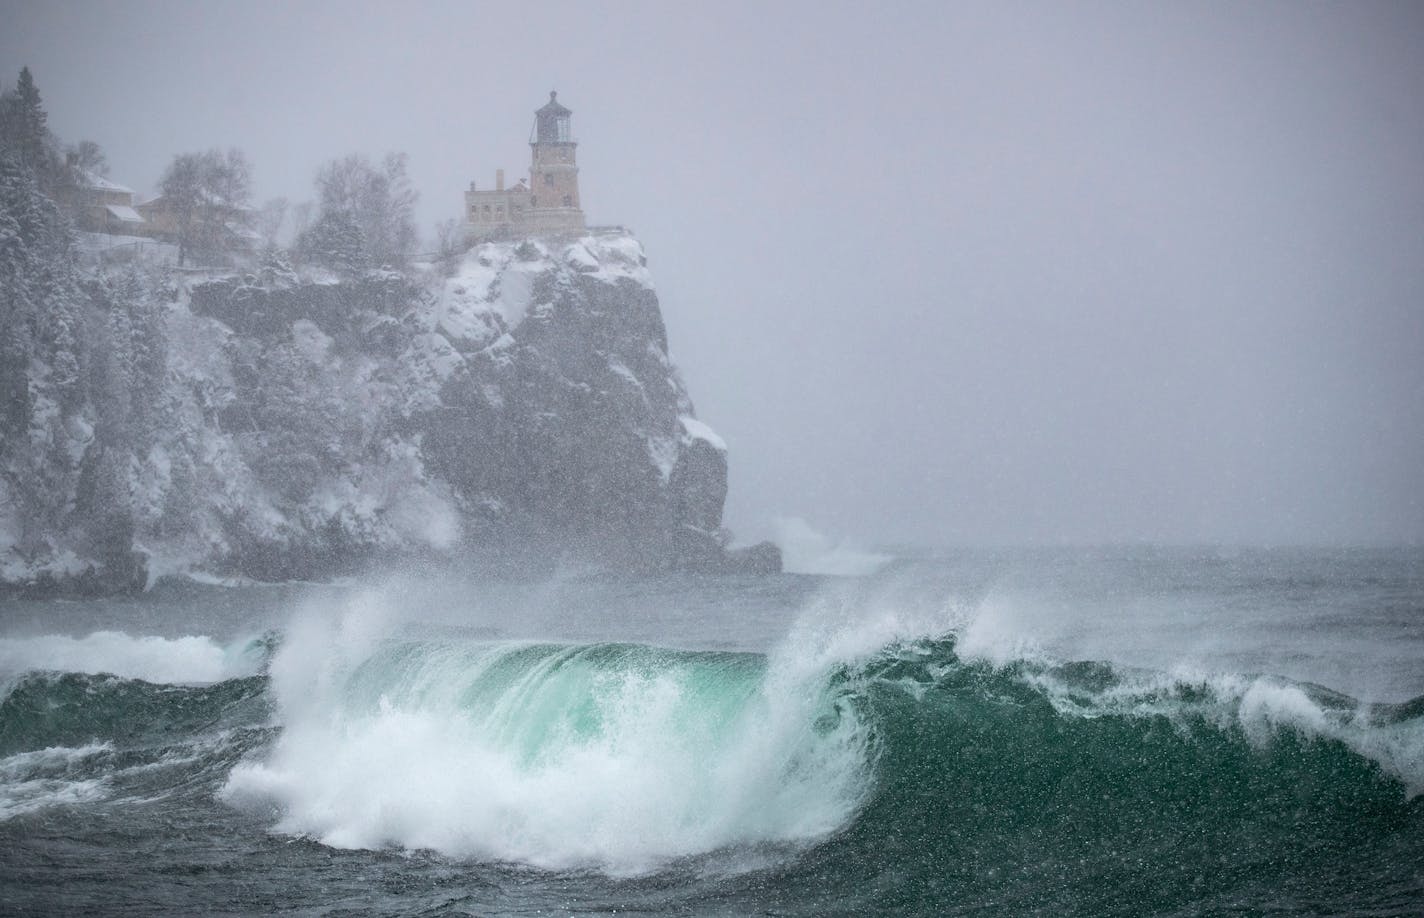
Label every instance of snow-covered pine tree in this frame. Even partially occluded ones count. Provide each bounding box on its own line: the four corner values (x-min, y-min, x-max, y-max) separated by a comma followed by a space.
312, 152, 416, 269
296, 208, 368, 275
0, 68, 62, 194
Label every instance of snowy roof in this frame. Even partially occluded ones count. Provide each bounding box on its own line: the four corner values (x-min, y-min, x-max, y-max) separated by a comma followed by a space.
79, 170, 134, 194
105, 205, 144, 223
138, 194, 254, 214
225, 221, 263, 241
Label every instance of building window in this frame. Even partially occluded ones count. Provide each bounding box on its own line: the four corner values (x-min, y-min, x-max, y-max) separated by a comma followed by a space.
562, 194, 572, 207
531, 196, 538, 207
496, 207, 504, 218
544, 172, 555, 186
483, 205, 491, 217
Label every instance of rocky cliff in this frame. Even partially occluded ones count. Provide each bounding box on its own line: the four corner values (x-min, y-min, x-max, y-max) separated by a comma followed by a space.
0, 214, 776, 593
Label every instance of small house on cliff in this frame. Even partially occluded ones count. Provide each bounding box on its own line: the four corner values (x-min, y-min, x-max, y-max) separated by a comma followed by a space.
135, 193, 261, 254
65, 169, 147, 235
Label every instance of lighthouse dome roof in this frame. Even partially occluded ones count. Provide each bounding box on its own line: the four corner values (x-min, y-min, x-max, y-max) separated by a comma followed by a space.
537, 90, 571, 116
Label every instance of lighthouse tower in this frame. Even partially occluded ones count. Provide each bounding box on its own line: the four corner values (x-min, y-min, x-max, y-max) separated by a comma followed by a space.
464, 91, 589, 241
526, 91, 586, 234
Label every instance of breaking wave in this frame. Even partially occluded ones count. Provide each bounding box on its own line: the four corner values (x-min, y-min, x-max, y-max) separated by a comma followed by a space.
0, 631, 268, 685
221, 611, 874, 874
2, 596, 1420, 912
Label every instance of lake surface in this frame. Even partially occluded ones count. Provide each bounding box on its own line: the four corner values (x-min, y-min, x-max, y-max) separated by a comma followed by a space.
2, 546, 1421, 915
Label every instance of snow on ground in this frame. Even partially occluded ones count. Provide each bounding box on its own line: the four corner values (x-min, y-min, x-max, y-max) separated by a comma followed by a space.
292, 320, 333, 363
679, 415, 727, 452
74, 232, 179, 266
490, 264, 539, 328
438, 241, 552, 345
647, 436, 679, 482
564, 233, 652, 286
0, 546, 92, 585
3, 226, 722, 587
438, 231, 652, 350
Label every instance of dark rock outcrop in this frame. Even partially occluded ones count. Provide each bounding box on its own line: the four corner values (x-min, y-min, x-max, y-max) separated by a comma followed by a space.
1, 230, 775, 592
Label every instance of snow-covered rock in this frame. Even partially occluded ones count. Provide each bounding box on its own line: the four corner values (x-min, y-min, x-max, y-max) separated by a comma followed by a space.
0, 228, 756, 593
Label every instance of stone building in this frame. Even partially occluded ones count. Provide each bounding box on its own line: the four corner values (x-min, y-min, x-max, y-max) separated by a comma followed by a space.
466, 91, 586, 241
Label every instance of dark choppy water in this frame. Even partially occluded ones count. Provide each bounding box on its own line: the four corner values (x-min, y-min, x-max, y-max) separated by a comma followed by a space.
2, 547, 1421, 915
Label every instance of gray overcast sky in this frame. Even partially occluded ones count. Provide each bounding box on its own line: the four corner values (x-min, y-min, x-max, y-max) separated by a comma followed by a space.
4, 0, 1422, 547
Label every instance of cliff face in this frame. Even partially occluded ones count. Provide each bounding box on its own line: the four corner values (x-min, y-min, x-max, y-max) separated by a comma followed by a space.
416, 235, 730, 570
1, 228, 763, 593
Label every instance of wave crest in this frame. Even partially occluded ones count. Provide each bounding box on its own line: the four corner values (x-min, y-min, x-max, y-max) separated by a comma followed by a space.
223, 618, 873, 874
0, 631, 268, 685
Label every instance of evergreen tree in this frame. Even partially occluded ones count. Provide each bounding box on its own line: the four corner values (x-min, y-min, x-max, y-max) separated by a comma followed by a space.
127, 273, 169, 441
295, 207, 368, 274
312, 152, 417, 268
235, 340, 338, 505
47, 299, 83, 409
13, 68, 46, 169
0, 153, 84, 555
0, 155, 79, 434
0, 163, 38, 433
72, 439, 140, 587
0, 68, 60, 192
0, 89, 174, 586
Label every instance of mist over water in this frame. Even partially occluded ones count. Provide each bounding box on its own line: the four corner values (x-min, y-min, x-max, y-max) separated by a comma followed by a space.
4, 1, 1421, 546
0, 631, 256, 684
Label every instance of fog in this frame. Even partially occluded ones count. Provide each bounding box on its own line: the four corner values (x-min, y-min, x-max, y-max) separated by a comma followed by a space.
5, 0, 1421, 547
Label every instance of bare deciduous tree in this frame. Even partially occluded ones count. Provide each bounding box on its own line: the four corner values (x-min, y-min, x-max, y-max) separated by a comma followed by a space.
256, 197, 288, 250
66, 139, 108, 176
157, 147, 252, 265
312, 152, 417, 268
433, 218, 466, 275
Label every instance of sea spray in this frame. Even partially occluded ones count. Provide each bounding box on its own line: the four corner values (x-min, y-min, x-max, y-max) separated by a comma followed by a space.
222, 598, 874, 874
773, 517, 893, 577
5, 554, 1421, 914
0, 742, 114, 820
0, 631, 265, 685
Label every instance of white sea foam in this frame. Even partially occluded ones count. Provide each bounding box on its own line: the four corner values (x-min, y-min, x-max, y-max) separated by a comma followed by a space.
0, 631, 263, 684
0, 743, 113, 820
775, 577, 961, 676
1234, 676, 1424, 796
955, 591, 1052, 667
0, 733, 251, 819
1015, 659, 1424, 797
223, 590, 873, 875
0, 742, 114, 779
835, 579, 1424, 798
773, 517, 892, 576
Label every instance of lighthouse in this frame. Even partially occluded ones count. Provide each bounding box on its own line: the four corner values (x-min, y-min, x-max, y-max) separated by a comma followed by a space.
465, 91, 588, 241
526, 91, 585, 233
